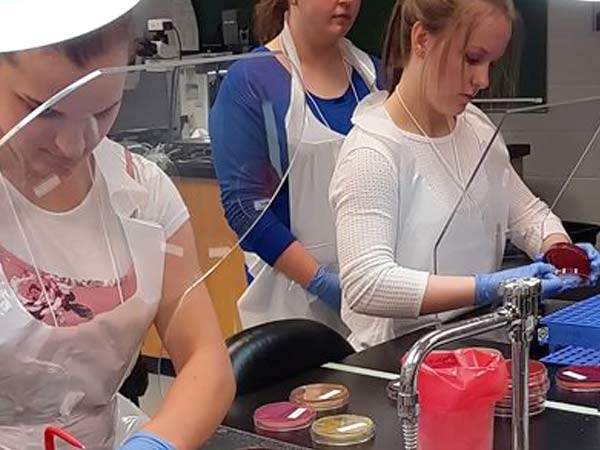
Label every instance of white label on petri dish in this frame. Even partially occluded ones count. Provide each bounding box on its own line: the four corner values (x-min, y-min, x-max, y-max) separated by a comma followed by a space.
337, 423, 367, 433
318, 389, 342, 400
563, 371, 588, 381
287, 407, 307, 420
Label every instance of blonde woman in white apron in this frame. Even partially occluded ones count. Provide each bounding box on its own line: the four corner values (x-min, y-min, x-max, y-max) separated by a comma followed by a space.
330, 0, 600, 350
211, 0, 383, 336
0, 2, 234, 449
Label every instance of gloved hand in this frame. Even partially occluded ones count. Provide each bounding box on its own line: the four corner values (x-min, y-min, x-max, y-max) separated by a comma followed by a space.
306, 266, 342, 311
475, 262, 580, 306
118, 432, 175, 450
575, 243, 600, 284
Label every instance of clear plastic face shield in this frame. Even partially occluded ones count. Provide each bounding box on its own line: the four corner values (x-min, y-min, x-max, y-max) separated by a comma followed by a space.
434, 96, 600, 293
0, 39, 304, 450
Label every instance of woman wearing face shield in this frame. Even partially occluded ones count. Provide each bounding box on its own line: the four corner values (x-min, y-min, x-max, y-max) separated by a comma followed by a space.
330, 0, 600, 350
0, 2, 235, 450
210, 0, 384, 335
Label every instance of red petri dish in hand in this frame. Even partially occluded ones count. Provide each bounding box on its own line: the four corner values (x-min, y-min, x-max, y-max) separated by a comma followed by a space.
544, 243, 590, 279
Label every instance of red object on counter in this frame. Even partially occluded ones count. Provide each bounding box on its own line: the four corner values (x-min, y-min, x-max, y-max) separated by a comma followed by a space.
44, 427, 84, 450
405, 348, 508, 450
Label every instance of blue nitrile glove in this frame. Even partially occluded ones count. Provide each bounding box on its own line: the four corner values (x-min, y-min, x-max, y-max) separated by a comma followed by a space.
533, 253, 544, 263
118, 432, 175, 450
475, 262, 580, 306
575, 243, 600, 284
306, 266, 342, 311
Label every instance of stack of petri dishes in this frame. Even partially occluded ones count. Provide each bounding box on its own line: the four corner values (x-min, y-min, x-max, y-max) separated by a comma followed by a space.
289, 383, 350, 416
495, 360, 549, 418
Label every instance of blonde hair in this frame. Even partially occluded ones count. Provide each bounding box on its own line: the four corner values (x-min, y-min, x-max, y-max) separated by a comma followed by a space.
381, 0, 517, 92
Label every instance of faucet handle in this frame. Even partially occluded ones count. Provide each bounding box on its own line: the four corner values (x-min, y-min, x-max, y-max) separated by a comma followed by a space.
498, 278, 541, 315
499, 278, 541, 343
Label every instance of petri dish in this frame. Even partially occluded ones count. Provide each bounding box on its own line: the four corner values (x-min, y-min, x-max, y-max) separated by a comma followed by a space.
310, 414, 375, 446
505, 360, 548, 384
556, 366, 600, 392
544, 243, 590, 279
290, 383, 350, 414
254, 402, 316, 433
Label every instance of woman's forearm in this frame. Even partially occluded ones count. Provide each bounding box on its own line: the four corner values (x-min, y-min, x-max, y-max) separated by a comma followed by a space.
419, 275, 476, 315
273, 240, 319, 288
143, 346, 235, 450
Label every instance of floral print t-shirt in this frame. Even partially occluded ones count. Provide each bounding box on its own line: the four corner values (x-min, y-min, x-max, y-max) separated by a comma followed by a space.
0, 245, 137, 327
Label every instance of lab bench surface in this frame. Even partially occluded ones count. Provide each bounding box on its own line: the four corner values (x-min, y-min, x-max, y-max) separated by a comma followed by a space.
222, 364, 600, 450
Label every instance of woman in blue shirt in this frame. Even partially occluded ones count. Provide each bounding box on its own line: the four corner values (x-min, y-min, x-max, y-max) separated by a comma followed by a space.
210, 0, 383, 334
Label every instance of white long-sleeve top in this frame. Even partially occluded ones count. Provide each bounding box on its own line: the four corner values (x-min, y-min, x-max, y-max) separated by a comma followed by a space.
330, 92, 566, 350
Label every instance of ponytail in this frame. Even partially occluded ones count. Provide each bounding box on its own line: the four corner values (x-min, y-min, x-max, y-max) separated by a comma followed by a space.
382, 1, 409, 93
254, 0, 289, 45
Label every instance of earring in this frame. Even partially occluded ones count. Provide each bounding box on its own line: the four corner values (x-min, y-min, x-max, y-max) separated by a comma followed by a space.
416, 47, 425, 58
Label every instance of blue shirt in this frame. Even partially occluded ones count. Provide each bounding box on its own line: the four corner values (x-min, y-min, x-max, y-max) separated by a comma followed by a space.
210, 47, 384, 266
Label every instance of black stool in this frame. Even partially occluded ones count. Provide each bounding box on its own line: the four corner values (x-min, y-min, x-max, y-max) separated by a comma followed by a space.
226, 319, 354, 396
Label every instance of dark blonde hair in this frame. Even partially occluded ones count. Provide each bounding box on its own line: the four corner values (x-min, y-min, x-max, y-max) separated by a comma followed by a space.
254, 0, 290, 45
381, 0, 517, 92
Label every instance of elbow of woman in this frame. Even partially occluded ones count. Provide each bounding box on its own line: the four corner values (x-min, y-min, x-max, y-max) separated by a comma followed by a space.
346, 296, 372, 316
341, 267, 422, 320
341, 273, 379, 316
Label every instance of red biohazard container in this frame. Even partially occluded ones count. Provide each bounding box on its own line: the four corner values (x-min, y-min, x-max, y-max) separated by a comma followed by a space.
411, 349, 508, 450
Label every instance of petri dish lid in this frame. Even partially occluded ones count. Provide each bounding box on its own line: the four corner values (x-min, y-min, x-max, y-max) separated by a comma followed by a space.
290, 383, 350, 411
495, 402, 545, 418
544, 243, 590, 279
556, 367, 600, 392
310, 414, 375, 446
496, 396, 547, 408
505, 360, 547, 383
254, 402, 316, 432
506, 379, 550, 394
557, 366, 600, 383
